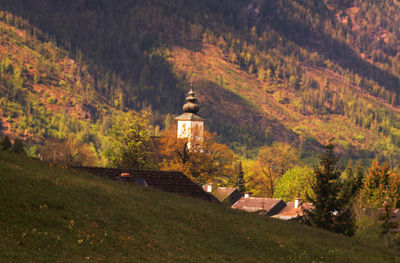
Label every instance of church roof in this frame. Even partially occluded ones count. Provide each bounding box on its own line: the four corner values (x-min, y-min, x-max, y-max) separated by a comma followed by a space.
175, 82, 205, 122
183, 83, 200, 114
175, 113, 205, 121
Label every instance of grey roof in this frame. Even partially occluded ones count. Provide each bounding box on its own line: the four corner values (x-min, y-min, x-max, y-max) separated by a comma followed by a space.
175, 113, 205, 121
232, 197, 286, 216
73, 167, 218, 202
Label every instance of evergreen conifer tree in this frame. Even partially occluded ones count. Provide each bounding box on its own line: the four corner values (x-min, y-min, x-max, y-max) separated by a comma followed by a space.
0, 136, 12, 151
237, 161, 245, 193
11, 139, 26, 155
305, 141, 356, 236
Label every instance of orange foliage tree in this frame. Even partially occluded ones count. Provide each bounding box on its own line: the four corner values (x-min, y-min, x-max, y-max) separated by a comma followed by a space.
362, 161, 400, 208
158, 125, 235, 185
247, 142, 299, 197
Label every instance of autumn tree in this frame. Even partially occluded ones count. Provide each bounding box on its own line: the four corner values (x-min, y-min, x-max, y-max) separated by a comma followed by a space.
105, 110, 155, 169
248, 142, 299, 197
40, 136, 97, 166
361, 161, 400, 208
305, 141, 356, 236
159, 125, 235, 185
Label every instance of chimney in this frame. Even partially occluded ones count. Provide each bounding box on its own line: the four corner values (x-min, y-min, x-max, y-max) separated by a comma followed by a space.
207, 184, 212, 193
244, 192, 252, 198
294, 198, 301, 208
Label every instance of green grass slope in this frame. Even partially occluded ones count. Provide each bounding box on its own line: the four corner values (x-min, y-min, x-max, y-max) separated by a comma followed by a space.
0, 152, 398, 263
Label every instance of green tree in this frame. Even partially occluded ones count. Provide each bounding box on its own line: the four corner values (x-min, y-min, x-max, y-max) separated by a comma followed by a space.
0, 135, 12, 151
340, 161, 364, 203
274, 166, 316, 202
105, 110, 155, 169
10, 138, 25, 155
305, 141, 356, 236
237, 161, 245, 193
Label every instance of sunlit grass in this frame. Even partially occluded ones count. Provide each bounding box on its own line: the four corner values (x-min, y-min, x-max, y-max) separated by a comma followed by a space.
0, 152, 398, 262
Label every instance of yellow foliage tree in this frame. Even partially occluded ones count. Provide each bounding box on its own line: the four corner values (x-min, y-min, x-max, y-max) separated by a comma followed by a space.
158, 125, 235, 185
247, 142, 299, 197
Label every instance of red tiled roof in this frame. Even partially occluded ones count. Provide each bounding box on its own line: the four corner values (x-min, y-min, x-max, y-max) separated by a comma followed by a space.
73, 167, 218, 202
272, 201, 314, 220
232, 197, 286, 216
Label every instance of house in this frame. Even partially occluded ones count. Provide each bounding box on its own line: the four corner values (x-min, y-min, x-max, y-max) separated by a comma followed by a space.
73, 167, 218, 203
231, 195, 286, 216
272, 199, 314, 221
202, 184, 242, 205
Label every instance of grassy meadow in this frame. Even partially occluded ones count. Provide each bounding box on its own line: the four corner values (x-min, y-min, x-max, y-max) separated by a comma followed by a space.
0, 152, 398, 262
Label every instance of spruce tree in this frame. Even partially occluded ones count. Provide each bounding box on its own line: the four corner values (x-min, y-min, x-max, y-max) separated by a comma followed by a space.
0, 136, 12, 151
305, 141, 356, 236
237, 161, 245, 193
11, 139, 26, 155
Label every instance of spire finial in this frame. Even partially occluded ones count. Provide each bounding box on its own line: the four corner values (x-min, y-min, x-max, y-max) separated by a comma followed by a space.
183, 82, 199, 114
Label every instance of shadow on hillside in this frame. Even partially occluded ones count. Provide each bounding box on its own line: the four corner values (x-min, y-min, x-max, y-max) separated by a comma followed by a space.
195, 79, 299, 151
0, 1, 188, 115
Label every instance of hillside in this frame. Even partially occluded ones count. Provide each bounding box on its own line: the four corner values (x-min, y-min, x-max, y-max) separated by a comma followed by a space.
0, 14, 110, 156
1, 0, 400, 164
0, 152, 398, 262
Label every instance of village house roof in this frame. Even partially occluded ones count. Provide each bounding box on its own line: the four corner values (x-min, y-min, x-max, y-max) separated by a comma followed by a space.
73, 167, 218, 202
202, 185, 242, 205
231, 197, 286, 216
272, 201, 314, 220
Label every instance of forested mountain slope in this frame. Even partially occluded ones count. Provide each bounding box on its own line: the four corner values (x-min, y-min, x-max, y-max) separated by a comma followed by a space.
0, 16, 101, 142
2, 0, 400, 164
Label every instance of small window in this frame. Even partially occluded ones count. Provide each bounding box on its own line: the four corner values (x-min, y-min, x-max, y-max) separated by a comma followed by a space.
135, 178, 148, 187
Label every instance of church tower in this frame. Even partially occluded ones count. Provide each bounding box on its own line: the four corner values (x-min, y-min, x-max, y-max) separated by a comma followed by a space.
175, 83, 205, 149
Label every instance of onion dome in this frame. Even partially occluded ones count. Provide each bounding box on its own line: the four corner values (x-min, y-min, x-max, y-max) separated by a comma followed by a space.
183, 82, 199, 114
